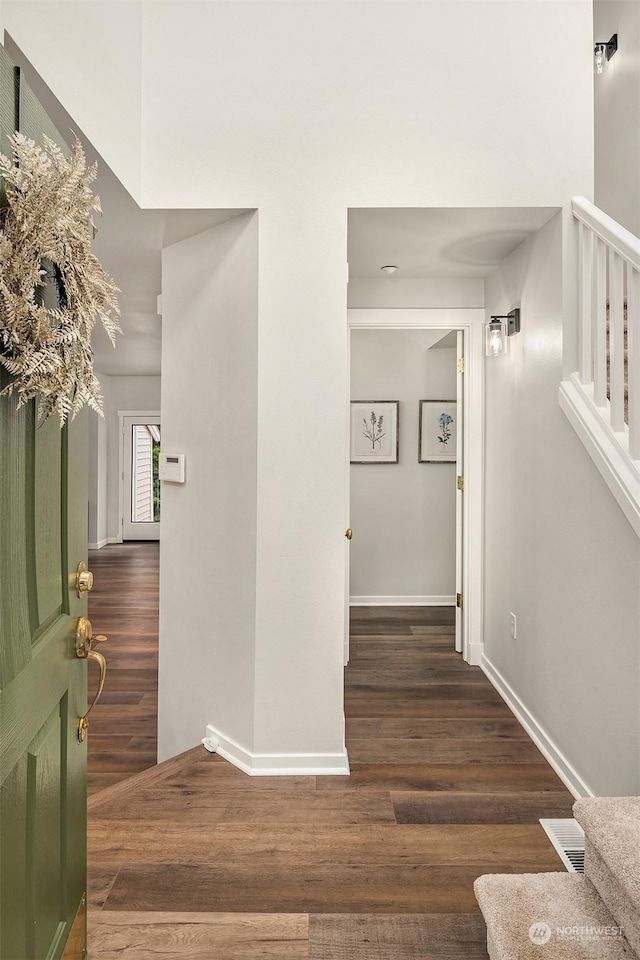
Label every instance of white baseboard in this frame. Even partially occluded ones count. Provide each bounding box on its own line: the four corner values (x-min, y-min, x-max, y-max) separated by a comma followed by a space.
203, 724, 350, 777
481, 654, 595, 800
88, 536, 120, 550
350, 595, 455, 606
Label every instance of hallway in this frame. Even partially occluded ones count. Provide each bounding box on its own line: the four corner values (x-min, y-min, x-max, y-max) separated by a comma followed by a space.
87, 547, 574, 958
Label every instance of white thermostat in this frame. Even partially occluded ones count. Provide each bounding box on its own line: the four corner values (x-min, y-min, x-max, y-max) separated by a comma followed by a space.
159, 453, 186, 483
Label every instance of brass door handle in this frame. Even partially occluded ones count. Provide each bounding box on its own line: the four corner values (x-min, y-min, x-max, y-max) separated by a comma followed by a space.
75, 617, 108, 742
345, 528, 353, 540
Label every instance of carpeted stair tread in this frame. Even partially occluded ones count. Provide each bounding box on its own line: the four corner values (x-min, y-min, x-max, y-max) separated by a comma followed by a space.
474, 872, 635, 959
573, 798, 640, 956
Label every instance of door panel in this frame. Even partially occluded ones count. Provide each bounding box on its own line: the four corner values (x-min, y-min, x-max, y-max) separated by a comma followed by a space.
0, 397, 88, 959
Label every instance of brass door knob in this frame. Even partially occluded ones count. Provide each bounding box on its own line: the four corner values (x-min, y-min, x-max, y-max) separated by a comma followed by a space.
345, 528, 353, 540
76, 562, 94, 597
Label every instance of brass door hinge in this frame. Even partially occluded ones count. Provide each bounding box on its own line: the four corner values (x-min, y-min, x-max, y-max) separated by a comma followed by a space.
457, 358, 465, 374
456, 592, 463, 609
457, 475, 464, 491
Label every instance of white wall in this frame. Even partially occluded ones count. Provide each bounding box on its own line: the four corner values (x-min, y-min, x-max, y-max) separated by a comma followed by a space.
2, 1, 594, 765
350, 331, 457, 602
158, 212, 259, 761
3, 1, 143, 201
94, 373, 161, 544
348, 279, 484, 310
594, 1, 640, 235
484, 212, 640, 796
88, 404, 108, 548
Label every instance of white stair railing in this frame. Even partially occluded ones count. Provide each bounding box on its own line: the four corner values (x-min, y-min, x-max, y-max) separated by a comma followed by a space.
560, 198, 640, 535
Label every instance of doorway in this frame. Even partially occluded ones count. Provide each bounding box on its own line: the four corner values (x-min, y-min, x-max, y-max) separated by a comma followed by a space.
120, 412, 162, 541
345, 310, 485, 667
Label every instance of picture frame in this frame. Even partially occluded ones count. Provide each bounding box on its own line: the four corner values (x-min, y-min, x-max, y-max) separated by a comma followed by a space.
419, 400, 457, 463
350, 400, 399, 464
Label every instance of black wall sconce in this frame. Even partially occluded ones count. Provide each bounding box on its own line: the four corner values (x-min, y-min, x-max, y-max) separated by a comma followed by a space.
594, 34, 617, 74
485, 308, 521, 357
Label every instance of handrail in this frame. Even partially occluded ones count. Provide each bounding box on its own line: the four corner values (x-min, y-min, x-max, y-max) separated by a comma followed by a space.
572, 197, 640, 273
562, 198, 640, 536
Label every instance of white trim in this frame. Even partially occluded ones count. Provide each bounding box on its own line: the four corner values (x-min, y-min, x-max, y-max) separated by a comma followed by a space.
559, 378, 640, 537
203, 725, 350, 777
572, 196, 640, 273
465, 641, 483, 667
88, 536, 120, 551
481, 654, 595, 800
349, 595, 455, 606
347, 309, 485, 666
88, 539, 109, 551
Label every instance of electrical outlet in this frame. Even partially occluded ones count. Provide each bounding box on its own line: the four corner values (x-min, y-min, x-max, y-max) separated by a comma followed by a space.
509, 612, 517, 639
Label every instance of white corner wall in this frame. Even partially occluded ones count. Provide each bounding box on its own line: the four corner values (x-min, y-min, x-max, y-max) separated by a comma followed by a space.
158, 212, 259, 762
3, 1, 595, 767
594, 1, 640, 236
88, 404, 108, 549
350, 331, 457, 603
484, 212, 640, 796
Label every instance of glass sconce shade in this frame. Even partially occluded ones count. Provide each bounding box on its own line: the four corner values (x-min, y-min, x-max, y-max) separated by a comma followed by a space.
594, 43, 606, 74
485, 318, 507, 356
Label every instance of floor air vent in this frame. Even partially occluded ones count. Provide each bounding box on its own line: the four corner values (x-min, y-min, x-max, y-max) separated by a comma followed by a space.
540, 818, 585, 873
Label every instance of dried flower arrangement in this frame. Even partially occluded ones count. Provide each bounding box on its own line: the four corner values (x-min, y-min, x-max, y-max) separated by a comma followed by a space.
0, 132, 120, 424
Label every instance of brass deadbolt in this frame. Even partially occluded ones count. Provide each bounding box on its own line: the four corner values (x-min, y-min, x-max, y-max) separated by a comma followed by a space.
76, 562, 94, 598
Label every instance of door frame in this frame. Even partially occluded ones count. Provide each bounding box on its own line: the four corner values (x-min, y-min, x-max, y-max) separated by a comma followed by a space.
118, 409, 162, 543
346, 309, 485, 666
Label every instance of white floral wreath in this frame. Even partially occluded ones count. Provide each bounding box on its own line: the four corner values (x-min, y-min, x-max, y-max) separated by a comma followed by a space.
0, 133, 120, 424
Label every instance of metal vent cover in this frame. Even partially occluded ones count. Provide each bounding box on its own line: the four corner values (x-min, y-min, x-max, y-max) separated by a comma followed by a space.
540, 818, 585, 874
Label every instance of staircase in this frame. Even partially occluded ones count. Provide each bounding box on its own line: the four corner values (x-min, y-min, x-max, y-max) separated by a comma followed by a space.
559, 198, 640, 537
474, 797, 640, 957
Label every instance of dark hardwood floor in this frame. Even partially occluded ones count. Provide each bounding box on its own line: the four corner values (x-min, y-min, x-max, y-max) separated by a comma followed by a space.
87, 541, 159, 795
86, 553, 574, 958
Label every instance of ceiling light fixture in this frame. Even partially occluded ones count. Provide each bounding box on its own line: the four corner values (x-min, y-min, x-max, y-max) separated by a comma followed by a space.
594, 34, 617, 74
380, 265, 398, 275
485, 308, 520, 357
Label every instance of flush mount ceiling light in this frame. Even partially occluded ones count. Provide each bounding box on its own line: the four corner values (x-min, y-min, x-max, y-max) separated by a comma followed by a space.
380, 265, 398, 275
485, 308, 520, 357
594, 34, 617, 74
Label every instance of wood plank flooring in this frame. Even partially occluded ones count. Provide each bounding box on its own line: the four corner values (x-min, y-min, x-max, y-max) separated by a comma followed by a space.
87, 542, 159, 795
87, 553, 575, 958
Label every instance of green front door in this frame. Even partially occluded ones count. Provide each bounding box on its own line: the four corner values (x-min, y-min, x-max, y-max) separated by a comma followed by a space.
0, 382, 89, 960
0, 45, 89, 960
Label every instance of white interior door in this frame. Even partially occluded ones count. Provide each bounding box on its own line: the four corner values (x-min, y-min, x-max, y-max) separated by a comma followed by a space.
455, 332, 464, 654
122, 414, 162, 541
344, 330, 352, 667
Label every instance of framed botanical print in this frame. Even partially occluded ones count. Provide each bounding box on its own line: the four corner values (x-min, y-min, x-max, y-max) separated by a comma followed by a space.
350, 400, 399, 464
419, 400, 456, 463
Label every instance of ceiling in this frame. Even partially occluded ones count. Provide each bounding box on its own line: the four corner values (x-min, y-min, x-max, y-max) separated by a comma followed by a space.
348, 207, 559, 279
